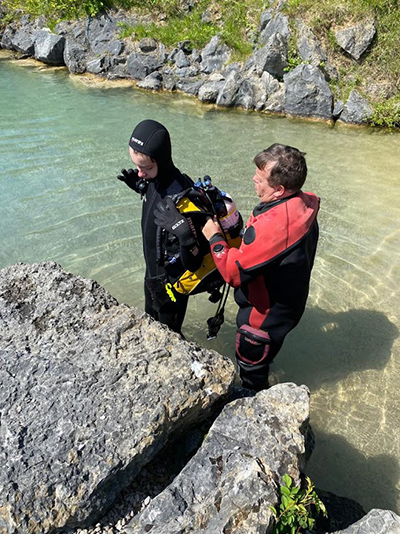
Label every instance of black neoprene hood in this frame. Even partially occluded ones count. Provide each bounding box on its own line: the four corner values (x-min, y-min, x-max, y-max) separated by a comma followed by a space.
129, 119, 173, 172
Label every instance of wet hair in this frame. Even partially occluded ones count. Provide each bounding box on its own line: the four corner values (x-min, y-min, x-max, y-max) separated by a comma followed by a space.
253, 143, 307, 191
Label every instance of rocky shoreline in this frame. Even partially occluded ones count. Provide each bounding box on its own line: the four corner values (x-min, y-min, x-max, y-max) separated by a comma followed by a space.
0, 5, 378, 125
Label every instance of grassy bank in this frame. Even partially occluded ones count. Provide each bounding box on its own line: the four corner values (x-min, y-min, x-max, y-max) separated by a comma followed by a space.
2, 0, 400, 128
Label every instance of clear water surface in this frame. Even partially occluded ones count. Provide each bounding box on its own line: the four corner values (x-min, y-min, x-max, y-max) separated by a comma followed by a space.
1, 53, 400, 513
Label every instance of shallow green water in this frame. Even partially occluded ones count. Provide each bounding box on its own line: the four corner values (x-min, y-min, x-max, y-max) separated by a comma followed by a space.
1, 54, 400, 514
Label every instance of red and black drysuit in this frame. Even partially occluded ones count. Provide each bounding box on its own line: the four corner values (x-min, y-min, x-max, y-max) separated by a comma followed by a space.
208, 191, 320, 390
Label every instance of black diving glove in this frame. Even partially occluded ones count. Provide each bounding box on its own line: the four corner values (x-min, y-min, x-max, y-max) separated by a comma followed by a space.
154, 197, 196, 247
117, 168, 148, 196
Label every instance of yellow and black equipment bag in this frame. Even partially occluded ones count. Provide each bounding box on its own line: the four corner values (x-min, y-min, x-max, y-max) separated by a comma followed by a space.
155, 176, 243, 337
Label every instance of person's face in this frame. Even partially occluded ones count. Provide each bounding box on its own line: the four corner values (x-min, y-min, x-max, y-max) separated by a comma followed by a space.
129, 148, 158, 180
252, 161, 284, 203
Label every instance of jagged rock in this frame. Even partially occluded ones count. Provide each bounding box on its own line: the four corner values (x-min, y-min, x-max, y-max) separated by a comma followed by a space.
34, 30, 65, 65
123, 383, 313, 534
200, 35, 231, 74
296, 20, 338, 82
259, 11, 290, 46
284, 64, 333, 120
86, 55, 109, 74
174, 49, 190, 68
137, 71, 163, 90
259, 8, 274, 33
126, 52, 162, 80
334, 20, 376, 61
11, 26, 36, 55
198, 80, 224, 103
86, 13, 119, 55
331, 509, 400, 534
1, 24, 16, 49
264, 85, 285, 113
63, 38, 87, 74
104, 39, 125, 56
176, 78, 204, 95
138, 37, 157, 53
0, 262, 235, 534
252, 32, 288, 80
175, 65, 200, 78
234, 78, 260, 110
333, 99, 344, 119
339, 89, 372, 124
162, 73, 177, 91
216, 69, 242, 107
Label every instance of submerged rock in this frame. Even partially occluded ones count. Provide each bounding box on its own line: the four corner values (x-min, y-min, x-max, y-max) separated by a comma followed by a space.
0, 262, 235, 534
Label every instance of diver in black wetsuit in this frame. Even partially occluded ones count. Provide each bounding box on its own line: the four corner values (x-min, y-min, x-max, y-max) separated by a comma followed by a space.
117, 119, 203, 334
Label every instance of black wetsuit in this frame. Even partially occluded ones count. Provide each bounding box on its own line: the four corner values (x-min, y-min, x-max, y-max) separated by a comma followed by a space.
125, 120, 202, 333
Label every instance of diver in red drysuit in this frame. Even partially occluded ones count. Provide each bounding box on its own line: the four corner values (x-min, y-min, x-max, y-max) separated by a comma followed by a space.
202, 143, 320, 391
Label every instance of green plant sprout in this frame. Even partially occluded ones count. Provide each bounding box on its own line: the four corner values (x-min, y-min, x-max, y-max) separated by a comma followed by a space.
271, 473, 327, 534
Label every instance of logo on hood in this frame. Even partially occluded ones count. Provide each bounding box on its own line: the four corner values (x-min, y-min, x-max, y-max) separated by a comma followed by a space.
131, 136, 144, 146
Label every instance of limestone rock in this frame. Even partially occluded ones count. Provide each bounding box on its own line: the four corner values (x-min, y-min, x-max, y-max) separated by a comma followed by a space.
252, 32, 288, 80
284, 64, 333, 120
123, 383, 313, 534
335, 21, 376, 61
34, 30, 65, 65
137, 71, 163, 90
296, 20, 338, 82
339, 89, 372, 124
86, 13, 119, 55
198, 80, 224, 103
216, 69, 242, 107
126, 52, 162, 80
259, 12, 290, 46
63, 38, 87, 74
0, 262, 235, 534
200, 36, 231, 74
11, 26, 36, 55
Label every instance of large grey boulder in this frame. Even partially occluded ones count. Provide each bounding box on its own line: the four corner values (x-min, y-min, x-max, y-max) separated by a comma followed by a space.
335, 21, 376, 61
331, 509, 400, 534
63, 38, 88, 74
0, 262, 235, 534
123, 383, 313, 533
1, 25, 16, 50
284, 64, 333, 120
216, 69, 242, 107
252, 32, 288, 80
200, 36, 231, 74
259, 11, 290, 46
137, 71, 163, 90
34, 30, 65, 65
86, 13, 119, 55
126, 52, 162, 80
198, 79, 225, 103
11, 26, 36, 55
339, 89, 372, 124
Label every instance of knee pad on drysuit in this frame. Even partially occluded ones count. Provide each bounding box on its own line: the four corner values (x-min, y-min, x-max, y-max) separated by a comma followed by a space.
235, 325, 271, 391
